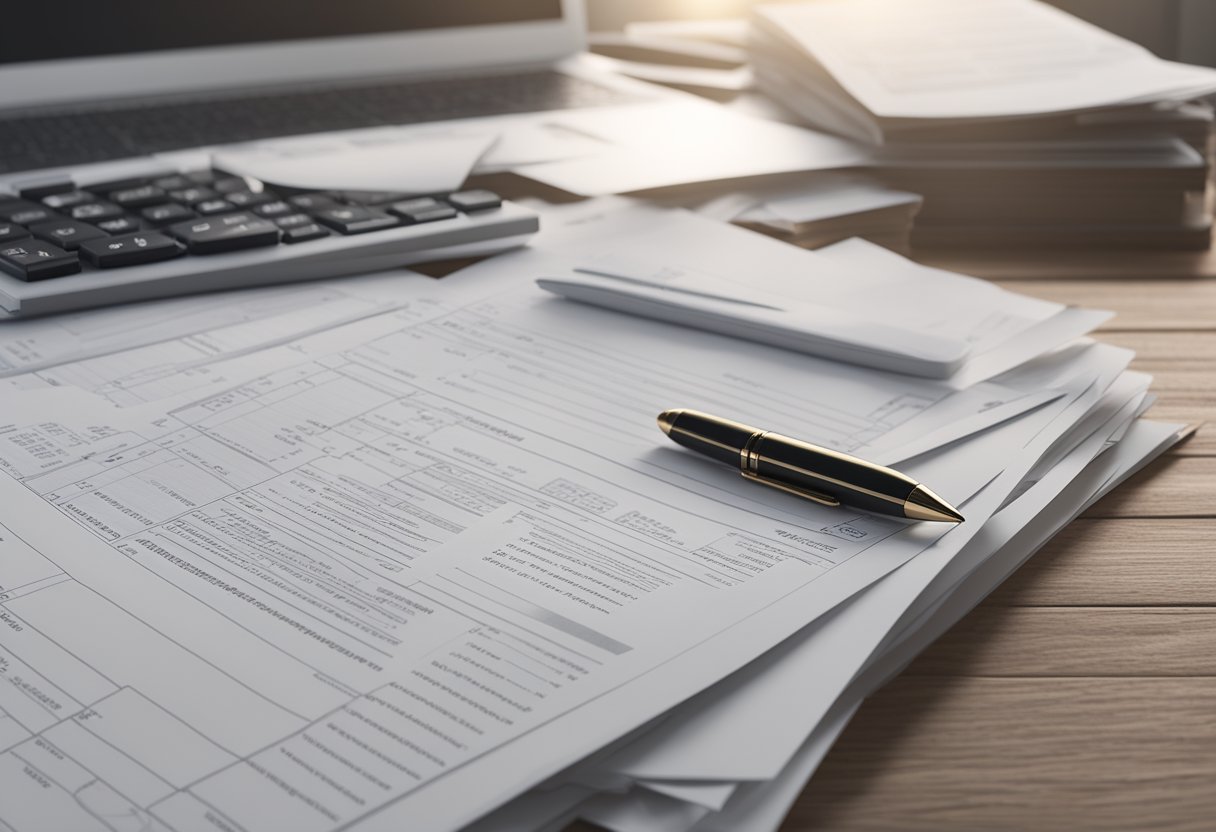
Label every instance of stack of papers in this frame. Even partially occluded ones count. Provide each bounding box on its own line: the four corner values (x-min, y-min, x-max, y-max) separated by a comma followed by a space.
686, 172, 922, 253
751, 0, 1216, 249
733, 177, 920, 253
0, 200, 1189, 832
587, 30, 754, 94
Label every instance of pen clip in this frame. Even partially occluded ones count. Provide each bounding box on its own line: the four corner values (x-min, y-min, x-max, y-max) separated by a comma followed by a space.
741, 470, 841, 508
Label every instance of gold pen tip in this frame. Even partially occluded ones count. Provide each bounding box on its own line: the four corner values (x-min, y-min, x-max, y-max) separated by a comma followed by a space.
657, 410, 682, 436
904, 485, 965, 524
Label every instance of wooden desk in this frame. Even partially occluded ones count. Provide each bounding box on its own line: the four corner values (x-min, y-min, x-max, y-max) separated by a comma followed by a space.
778, 250, 1216, 831
551, 246, 1215, 832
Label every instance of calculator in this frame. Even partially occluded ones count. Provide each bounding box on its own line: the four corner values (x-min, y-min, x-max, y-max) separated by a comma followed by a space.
0, 170, 538, 317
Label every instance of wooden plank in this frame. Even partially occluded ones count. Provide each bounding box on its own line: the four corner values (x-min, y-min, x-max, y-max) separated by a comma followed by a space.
1102, 330, 1216, 366
987, 519, 1216, 606
1113, 331, 1216, 455
918, 247, 1216, 281
1082, 455, 1216, 518
991, 279, 1216, 331
786, 676, 1216, 831
1138, 407, 1211, 457
904, 607, 1216, 676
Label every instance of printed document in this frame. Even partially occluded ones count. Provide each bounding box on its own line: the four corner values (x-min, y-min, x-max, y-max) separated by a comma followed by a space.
756, 0, 1216, 120
0, 236, 979, 830
0, 272, 426, 405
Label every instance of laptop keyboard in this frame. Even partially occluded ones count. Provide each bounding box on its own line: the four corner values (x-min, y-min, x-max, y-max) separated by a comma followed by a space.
0, 71, 642, 174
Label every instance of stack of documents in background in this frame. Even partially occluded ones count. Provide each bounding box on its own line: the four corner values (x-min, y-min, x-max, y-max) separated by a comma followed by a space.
587, 24, 754, 95
733, 180, 920, 253
0, 200, 1191, 832
751, 0, 1216, 249
688, 172, 923, 254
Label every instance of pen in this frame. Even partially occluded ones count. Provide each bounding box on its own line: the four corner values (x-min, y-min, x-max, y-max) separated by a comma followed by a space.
657, 409, 964, 523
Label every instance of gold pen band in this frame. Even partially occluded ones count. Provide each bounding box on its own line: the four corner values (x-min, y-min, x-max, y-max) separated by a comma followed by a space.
740, 429, 910, 508
740, 430, 841, 507
740, 430, 766, 474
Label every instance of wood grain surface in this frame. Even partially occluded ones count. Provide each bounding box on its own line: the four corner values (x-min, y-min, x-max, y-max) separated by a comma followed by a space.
786, 677, 1216, 832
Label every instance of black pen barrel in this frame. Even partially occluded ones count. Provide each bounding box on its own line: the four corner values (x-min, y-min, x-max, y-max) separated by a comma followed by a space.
751, 434, 918, 517
658, 408, 961, 522
658, 409, 754, 467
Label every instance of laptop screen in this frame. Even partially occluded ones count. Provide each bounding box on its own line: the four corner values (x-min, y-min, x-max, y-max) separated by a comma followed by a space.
1, 1, 564, 66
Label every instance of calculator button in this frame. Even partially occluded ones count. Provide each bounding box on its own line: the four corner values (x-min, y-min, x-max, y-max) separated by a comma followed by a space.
0, 241, 81, 281
96, 217, 143, 235
447, 189, 502, 212
169, 215, 281, 254
142, 203, 197, 226
110, 185, 168, 209
79, 232, 185, 268
42, 191, 95, 210
71, 202, 124, 222
17, 180, 75, 200
253, 200, 293, 218
0, 202, 54, 224
335, 190, 410, 206
84, 175, 153, 194
153, 175, 192, 190
281, 224, 330, 244
29, 220, 109, 251
288, 193, 337, 211
225, 190, 276, 208
213, 176, 248, 193
314, 206, 399, 235
389, 198, 457, 224
208, 211, 255, 225
0, 223, 32, 243
168, 187, 218, 205
274, 213, 314, 229
195, 199, 236, 216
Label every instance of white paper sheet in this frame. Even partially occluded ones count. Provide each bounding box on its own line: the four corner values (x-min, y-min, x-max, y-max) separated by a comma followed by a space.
536, 206, 1105, 383
737, 173, 921, 228
0, 273, 426, 398
639, 781, 736, 812
592, 59, 755, 93
580, 788, 712, 832
213, 133, 495, 194
519, 100, 867, 195
624, 20, 751, 50
476, 122, 611, 170
810, 238, 1113, 386
0, 215, 1005, 832
756, 0, 1216, 122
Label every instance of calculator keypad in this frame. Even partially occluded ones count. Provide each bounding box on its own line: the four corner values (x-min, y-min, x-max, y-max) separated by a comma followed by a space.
0, 172, 503, 283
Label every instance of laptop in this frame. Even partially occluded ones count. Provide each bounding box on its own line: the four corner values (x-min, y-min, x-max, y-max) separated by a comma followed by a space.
0, 0, 690, 316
